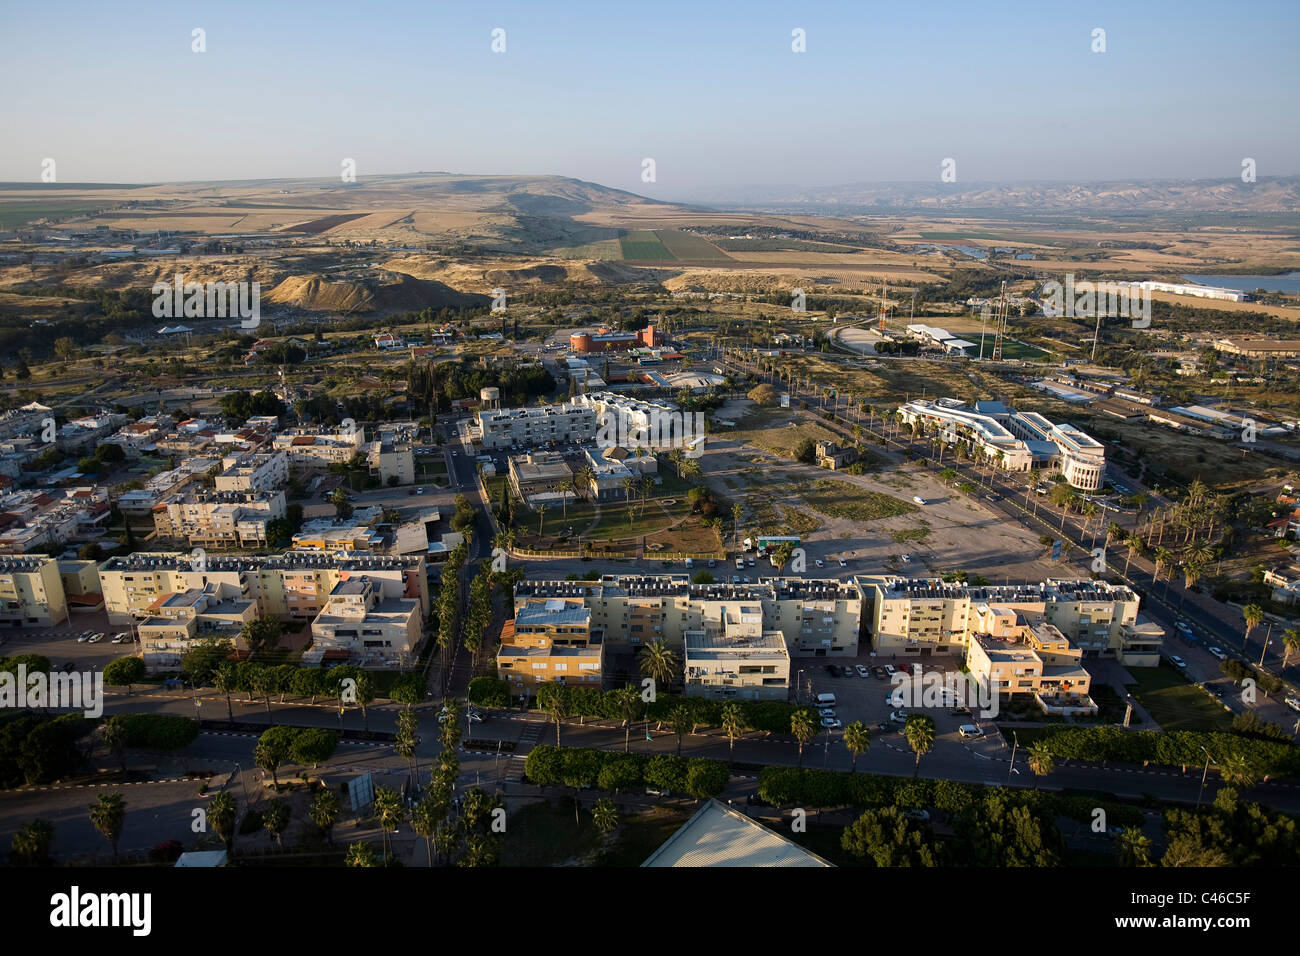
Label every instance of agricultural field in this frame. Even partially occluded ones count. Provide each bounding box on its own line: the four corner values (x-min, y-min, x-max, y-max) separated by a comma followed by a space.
654, 229, 734, 263
619, 230, 674, 261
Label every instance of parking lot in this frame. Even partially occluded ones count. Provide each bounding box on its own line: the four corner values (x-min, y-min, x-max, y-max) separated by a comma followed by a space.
0, 608, 135, 673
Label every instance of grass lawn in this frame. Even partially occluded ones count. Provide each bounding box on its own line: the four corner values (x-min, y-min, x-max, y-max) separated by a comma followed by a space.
500, 799, 606, 866
1125, 662, 1235, 733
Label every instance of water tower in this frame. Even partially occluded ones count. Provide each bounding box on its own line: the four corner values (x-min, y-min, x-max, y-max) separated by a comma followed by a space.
480, 386, 500, 410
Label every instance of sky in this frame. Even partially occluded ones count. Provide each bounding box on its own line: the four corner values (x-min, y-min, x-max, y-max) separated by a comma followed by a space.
1, 0, 1297, 200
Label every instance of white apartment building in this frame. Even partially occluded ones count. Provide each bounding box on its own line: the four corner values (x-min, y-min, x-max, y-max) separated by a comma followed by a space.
151, 489, 286, 548
474, 402, 597, 450
213, 450, 289, 493
136, 587, 258, 673
303, 575, 422, 667
272, 423, 368, 468
684, 603, 790, 701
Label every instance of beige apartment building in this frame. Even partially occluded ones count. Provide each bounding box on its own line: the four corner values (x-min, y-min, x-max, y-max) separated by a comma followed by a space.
864, 576, 1162, 665
136, 588, 258, 673
512, 575, 863, 665
213, 450, 289, 493
151, 489, 286, 548
965, 615, 1096, 716
0, 555, 68, 628
497, 596, 603, 692
303, 576, 422, 667
272, 424, 368, 469
684, 602, 790, 700
98, 551, 429, 627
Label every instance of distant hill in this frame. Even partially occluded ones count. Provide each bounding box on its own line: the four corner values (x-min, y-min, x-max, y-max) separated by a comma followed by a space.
686, 177, 1300, 214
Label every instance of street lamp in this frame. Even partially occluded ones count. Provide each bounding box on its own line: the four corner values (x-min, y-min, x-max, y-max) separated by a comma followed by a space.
1007, 731, 1020, 785
1196, 745, 1216, 808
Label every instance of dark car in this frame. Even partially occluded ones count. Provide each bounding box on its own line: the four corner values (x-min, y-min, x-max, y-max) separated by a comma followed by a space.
746, 793, 767, 806
827, 664, 840, 677
950, 706, 972, 717
872, 666, 888, 679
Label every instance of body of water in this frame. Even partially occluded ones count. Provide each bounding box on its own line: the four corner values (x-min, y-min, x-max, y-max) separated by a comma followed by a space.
1181, 272, 1300, 294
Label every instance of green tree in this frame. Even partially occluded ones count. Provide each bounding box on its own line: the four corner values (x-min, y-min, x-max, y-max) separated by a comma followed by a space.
842, 806, 939, 867
345, 841, 378, 867
101, 656, 146, 695
262, 798, 291, 848
1026, 740, 1054, 788
904, 714, 936, 778
88, 792, 126, 862
668, 704, 692, 756
536, 683, 571, 746
101, 715, 128, 772
1241, 604, 1265, 652
720, 702, 743, 763
410, 796, 441, 866
9, 818, 55, 865
1115, 828, 1154, 866
373, 785, 405, 861
208, 791, 237, 852
254, 726, 295, 789
638, 638, 679, 693
310, 788, 340, 845
179, 638, 234, 687
592, 798, 620, 833
790, 709, 817, 768
843, 720, 870, 773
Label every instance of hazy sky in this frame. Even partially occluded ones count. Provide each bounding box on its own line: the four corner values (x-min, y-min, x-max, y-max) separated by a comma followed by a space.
2, 0, 1296, 200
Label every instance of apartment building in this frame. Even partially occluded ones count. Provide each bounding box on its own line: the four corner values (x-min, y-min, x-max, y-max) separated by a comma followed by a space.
513, 575, 863, 663
136, 588, 258, 673
475, 402, 597, 450
508, 451, 574, 502
0, 486, 112, 553
684, 602, 790, 700
98, 550, 429, 627
0, 555, 68, 627
367, 435, 415, 486
213, 449, 289, 493
272, 423, 368, 468
497, 596, 603, 691
864, 576, 1161, 664
0, 402, 53, 442
291, 507, 384, 553
303, 575, 422, 667
897, 398, 1106, 490
151, 489, 286, 548
964, 614, 1097, 716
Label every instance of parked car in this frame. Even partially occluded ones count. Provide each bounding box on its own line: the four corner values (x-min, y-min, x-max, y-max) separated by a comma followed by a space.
958, 724, 983, 738
838, 557, 848, 567
950, 706, 972, 717
883, 664, 896, 676
1286, 697, 1300, 713
904, 809, 931, 822
731, 575, 741, 584
745, 793, 766, 806
86, 633, 104, 643
1168, 655, 1186, 669
1175, 621, 1194, 640
708, 559, 716, 568
889, 710, 909, 723
912, 496, 927, 505
899, 554, 912, 564
747, 557, 755, 567
110, 633, 127, 644
818, 707, 836, 718
826, 664, 840, 677
76, 633, 91, 643
821, 717, 842, 730
1207, 646, 1227, 661
872, 666, 887, 679
855, 664, 870, 678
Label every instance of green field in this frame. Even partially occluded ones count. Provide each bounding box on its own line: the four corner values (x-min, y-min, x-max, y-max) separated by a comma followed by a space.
1125, 663, 1235, 733
619, 230, 675, 261
655, 229, 733, 263
0, 201, 111, 228
971, 338, 1051, 361
552, 239, 624, 260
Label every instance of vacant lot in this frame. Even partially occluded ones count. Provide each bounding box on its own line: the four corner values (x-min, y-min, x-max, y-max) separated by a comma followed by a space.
1125, 663, 1235, 733
801, 479, 918, 522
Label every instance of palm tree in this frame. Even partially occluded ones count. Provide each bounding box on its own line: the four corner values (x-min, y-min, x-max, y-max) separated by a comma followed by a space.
102, 716, 127, 772
88, 792, 126, 862
668, 705, 693, 755
372, 785, 404, 862
904, 714, 936, 778
621, 476, 635, 503
1124, 534, 1145, 574
1241, 604, 1265, 653
843, 721, 870, 773
536, 502, 548, 539
410, 797, 440, 866
1152, 546, 1174, 583
345, 841, 378, 867
638, 474, 654, 516
638, 638, 679, 693
1218, 753, 1257, 791
1282, 628, 1300, 668
720, 702, 743, 764
732, 502, 744, 548
1114, 828, 1153, 867
262, 798, 290, 849
592, 798, 620, 833
791, 710, 816, 768
9, 818, 55, 865
213, 662, 237, 725
209, 791, 237, 852
310, 788, 340, 845
558, 478, 573, 519
576, 465, 596, 501
1183, 557, 1205, 590
1104, 521, 1125, 550
1026, 740, 1054, 788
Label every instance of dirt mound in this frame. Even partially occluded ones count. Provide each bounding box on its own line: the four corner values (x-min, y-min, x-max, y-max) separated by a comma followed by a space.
662, 270, 793, 294
265, 272, 487, 314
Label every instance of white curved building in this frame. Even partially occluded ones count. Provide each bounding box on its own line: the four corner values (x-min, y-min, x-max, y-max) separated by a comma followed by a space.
897, 398, 1105, 490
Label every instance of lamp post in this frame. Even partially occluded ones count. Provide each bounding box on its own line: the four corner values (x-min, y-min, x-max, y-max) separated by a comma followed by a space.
1007, 731, 1020, 785
1196, 745, 1216, 808
1258, 629, 1272, 668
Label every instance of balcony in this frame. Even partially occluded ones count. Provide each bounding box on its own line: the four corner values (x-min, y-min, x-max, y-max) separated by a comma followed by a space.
1035, 692, 1098, 717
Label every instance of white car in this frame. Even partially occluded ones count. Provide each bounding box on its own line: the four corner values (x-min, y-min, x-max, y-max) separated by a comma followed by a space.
815, 559, 825, 568
820, 717, 842, 730
883, 664, 896, 676
855, 664, 870, 678
1207, 646, 1227, 661
438, 709, 483, 724
1285, 697, 1300, 713
958, 724, 983, 738
76, 632, 91, 643
899, 554, 912, 564
818, 707, 836, 718
1168, 655, 1186, 669
838, 558, 847, 567
912, 496, 927, 505
889, 710, 910, 723
86, 633, 104, 643
110, 633, 127, 644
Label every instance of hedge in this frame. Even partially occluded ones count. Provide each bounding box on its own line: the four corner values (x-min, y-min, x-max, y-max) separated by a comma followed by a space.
523, 745, 729, 799
1032, 726, 1300, 778
519, 686, 808, 735
757, 766, 1146, 827
468, 676, 510, 708
112, 713, 199, 750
